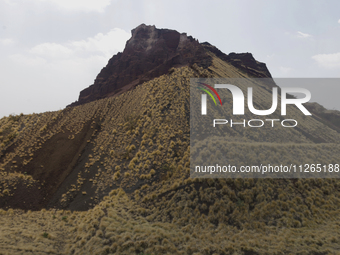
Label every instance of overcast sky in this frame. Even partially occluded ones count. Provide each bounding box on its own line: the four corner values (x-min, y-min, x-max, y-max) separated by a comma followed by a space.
1, 0, 340, 118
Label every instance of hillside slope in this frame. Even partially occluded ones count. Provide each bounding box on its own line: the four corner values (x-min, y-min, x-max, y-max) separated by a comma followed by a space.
1, 24, 340, 254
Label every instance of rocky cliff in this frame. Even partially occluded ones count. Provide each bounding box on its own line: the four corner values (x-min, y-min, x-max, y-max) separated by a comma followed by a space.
69, 24, 272, 106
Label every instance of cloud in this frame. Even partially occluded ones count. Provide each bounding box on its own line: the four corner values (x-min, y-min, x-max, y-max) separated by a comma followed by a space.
0, 38, 15, 45
297, 31, 311, 39
10, 54, 46, 66
9, 28, 131, 74
338, 19, 340, 24
9, 28, 131, 77
70, 28, 130, 58
31, 0, 112, 12
312, 52, 340, 69
15, 28, 130, 61
265, 54, 275, 61
279, 66, 292, 75
6, 28, 131, 116
29, 43, 73, 58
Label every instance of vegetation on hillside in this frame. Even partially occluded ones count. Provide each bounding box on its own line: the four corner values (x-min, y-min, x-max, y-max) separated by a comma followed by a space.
0, 55, 340, 254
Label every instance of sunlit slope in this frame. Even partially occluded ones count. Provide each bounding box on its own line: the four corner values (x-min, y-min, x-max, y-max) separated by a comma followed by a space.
2, 59, 339, 209
0, 66, 194, 209
0, 54, 340, 254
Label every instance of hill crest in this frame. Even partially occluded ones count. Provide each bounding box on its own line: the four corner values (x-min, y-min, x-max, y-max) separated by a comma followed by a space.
69, 24, 272, 107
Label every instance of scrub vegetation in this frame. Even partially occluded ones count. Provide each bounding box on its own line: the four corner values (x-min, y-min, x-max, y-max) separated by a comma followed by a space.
1, 55, 340, 254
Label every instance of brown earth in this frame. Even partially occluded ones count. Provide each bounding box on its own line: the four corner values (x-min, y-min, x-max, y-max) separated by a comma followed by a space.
0, 118, 97, 210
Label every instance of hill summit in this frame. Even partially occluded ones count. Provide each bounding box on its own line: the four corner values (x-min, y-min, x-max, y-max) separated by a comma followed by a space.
69, 24, 271, 106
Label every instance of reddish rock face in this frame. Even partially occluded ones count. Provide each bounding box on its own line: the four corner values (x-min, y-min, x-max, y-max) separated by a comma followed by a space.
69, 24, 272, 107
69, 24, 212, 106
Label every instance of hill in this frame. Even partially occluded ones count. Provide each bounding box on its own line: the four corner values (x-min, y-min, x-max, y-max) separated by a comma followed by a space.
0, 24, 340, 254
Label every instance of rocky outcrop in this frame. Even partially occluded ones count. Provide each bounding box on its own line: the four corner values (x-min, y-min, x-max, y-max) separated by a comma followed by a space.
69, 24, 272, 107
201, 42, 272, 78
69, 24, 212, 106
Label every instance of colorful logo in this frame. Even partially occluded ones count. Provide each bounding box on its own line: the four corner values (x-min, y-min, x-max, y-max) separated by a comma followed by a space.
198, 82, 311, 117
197, 82, 222, 106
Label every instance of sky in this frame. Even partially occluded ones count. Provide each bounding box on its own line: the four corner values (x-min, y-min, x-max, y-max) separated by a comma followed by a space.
0, 0, 340, 118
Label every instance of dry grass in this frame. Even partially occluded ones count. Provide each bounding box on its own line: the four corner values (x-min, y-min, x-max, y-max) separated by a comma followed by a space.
1, 191, 340, 254
0, 54, 340, 254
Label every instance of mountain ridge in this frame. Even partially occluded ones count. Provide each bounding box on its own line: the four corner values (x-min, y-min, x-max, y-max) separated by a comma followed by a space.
69, 24, 272, 107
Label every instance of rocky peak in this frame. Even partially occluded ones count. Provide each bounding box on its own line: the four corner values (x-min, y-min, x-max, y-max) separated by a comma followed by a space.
125, 24, 190, 52
69, 24, 211, 107
69, 24, 272, 107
